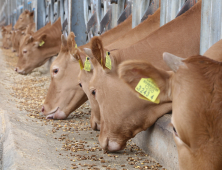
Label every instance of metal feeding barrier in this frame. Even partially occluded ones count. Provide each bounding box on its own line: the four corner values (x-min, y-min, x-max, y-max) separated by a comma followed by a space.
0, 0, 221, 52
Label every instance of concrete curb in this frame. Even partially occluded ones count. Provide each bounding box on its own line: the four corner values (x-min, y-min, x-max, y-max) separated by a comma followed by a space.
0, 109, 18, 170
133, 114, 179, 170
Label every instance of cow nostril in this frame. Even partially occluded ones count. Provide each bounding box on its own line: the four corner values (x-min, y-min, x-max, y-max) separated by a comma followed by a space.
15, 68, 17, 72
42, 106, 44, 113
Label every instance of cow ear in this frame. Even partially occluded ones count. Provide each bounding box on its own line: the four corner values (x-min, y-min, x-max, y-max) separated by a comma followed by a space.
30, 11, 34, 17
90, 36, 106, 68
26, 36, 34, 44
119, 60, 172, 102
163, 52, 184, 72
36, 34, 47, 47
24, 10, 29, 14
67, 32, 76, 52
61, 34, 69, 52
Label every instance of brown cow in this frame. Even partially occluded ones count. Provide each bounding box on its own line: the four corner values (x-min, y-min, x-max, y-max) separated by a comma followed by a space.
15, 18, 61, 74
42, 32, 87, 119
87, 0, 201, 151
76, 8, 161, 130
12, 22, 49, 55
2, 24, 13, 49
42, 15, 133, 128
119, 39, 222, 169
14, 10, 34, 30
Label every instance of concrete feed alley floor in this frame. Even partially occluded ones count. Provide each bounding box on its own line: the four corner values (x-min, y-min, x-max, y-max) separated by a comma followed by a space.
0, 48, 166, 170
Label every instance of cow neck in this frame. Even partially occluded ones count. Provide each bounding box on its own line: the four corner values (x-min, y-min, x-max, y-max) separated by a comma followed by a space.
106, 8, 160, 50
115, 0, 201, 70
100, 15, 132, 47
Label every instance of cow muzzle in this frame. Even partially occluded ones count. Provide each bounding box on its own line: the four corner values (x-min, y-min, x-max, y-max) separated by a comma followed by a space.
42, 106, 67, 120
15, 67, 26, 75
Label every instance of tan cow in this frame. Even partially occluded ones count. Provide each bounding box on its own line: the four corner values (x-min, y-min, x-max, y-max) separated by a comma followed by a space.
42, 15, 133, 128
76, 8, 161, 130
15, 18, 61, 74
87, 0, 202, 151
42, 32, 88, 119
14, 10, 34, 30
119, 39, 222, 169
12, 22, 49, 55
2, 24, 13, 49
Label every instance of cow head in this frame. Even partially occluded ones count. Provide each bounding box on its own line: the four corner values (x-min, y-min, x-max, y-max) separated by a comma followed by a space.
14, 10, 34, 30
15, 33, 48, 74
120, 52, 222, 170
88, 37, 172, 151
72, 47, 101, 130
42, 33, 87, 120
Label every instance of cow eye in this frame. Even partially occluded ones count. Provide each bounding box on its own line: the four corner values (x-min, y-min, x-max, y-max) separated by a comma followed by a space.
92, 90, 96, 96
53, 69, 59, 74
79, 83, 82, 87
23, 50, 27, 54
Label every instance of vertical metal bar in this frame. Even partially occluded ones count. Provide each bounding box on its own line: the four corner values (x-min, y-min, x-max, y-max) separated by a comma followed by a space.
132, 0, 142, 28
37, 0, 46, 30
24, 0, 28, 10
60, 0, 64, 25
200, 0, 222, 55
160, 0, 166, 26
84, 0, 89, 27
160, 0, 185, 26
111, 1, 118, 28
141, 0, 150, 18
118, 0, 125, 17
71, 0, 87, 46
96, 0, 101, 35
170, 0, 179, 21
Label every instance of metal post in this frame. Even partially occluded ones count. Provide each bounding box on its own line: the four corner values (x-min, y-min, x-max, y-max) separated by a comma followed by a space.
37, 0, 46, 30
160, 0, 186, 26
200, 0, 222, 55
111, 0, 118, 28
24, 0, 28, 10
132, 0, 142, 28
118, 0, 125, 17
141, 0, 150, 17
50, 0, 54, 23
60, 0, 65, 25
71, 0, 87, 46
96, 0, 102, 35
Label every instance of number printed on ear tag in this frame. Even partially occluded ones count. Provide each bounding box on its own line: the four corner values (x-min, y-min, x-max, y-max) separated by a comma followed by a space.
39, 41, 45, 46
105, 51, 112, 70
84, 57, 91, 72
75, 44, 78, 48
135, 78, 160, 103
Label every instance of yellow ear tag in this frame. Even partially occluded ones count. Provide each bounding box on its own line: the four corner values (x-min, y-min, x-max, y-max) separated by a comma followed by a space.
105, 51, 112, 70
75, 44, 78, 48
78, 60, 83, 70
84, 57, 91, 72
135, 78, 160, 104
39, 40, 45, 46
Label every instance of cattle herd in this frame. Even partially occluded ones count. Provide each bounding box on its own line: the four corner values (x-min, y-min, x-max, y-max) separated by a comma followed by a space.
1, 0, 222, 169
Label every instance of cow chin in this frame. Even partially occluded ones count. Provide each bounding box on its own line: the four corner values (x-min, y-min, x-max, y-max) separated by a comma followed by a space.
45, 108, 67, 120
99, 137, 126, 152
